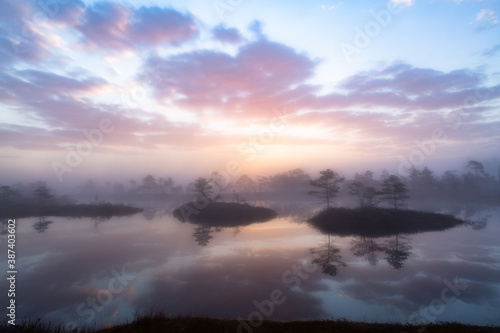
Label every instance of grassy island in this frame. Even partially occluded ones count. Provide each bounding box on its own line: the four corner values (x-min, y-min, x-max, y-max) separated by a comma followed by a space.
173, 201, 278, 227
308, 207, 465, 238
0, 203, 143, 219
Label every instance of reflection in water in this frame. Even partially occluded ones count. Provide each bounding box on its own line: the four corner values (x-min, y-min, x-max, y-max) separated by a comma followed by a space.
350, 237, 384, 266
92, 215, 111, 228
383, 234, 411, 270
191, 225, 245, 246
350, 235, 412, 269
464, 208, 489, 231
310, 235, 347, 276
192, 226, 213, 246
0, 219, 8, 236
32, 216, 53, 233
6, 206, 500, 327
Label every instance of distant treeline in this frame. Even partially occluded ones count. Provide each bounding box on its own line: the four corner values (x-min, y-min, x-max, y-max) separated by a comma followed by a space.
0, 159, 498, 206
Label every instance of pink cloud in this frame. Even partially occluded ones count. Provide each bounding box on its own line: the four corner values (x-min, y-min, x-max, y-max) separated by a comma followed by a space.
140, 39, 318, 116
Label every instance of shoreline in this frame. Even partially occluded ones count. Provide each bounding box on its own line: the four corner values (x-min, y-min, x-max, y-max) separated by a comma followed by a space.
3, 316, 499, 333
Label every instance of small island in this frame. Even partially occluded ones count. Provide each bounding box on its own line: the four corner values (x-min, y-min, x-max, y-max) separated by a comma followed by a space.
0, 202, 143, 219
308, 207, 465, 238
173, 201, 277, 227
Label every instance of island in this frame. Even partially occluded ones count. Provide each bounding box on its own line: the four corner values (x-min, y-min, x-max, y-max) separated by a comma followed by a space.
308, 207, 465, 238
173, 201, 278, 227
0, 202, 144, 219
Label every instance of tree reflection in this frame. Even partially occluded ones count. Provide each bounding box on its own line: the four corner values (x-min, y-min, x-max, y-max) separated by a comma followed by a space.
192, 226, 214, 246
350, 237, 384, 266
32, 216, 53, 233
310, 235, 347, 276
464, 208, 489, 231
383, 234, 411, 270
93, 215, 111, 228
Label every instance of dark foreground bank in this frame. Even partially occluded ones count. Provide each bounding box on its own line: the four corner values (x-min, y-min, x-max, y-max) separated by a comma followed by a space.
0, 203, 143, 219
2, 316, 499, 333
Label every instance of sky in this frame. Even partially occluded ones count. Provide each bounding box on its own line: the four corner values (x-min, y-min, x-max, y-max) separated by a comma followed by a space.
0, 0, 499, 186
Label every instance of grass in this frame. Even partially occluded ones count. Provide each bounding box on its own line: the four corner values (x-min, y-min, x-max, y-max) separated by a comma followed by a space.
308, 207, 465, 238
0, 203, 143, 219
2, 315, 499, 333
172, 201, 278, 227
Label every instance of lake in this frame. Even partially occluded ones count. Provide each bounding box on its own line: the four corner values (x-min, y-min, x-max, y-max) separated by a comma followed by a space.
1, 202, 499, 329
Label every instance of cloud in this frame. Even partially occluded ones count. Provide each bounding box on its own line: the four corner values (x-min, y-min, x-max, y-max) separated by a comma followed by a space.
389, 0, 415, 7
474, 8, 499, 31
482, 43, 500, 56
139, 39, 318, 117
76, 2, 198, 51
212, 25, 244, 44
0, 0, 52, 65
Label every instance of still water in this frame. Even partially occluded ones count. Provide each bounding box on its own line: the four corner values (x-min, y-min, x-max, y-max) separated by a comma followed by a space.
1, 202, 499, 328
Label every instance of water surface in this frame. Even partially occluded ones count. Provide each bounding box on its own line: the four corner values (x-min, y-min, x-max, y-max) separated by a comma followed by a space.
1, 203, 499, 329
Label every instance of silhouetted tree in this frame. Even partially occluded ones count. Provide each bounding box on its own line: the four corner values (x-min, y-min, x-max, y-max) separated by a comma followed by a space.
310, 235, 347, 276
379, 175, 409, 209
353, 170, 378, 188
467, 160, 486, 179
33, 184, 53, 204
209, 171, 226, 191
232, 191, 246, 204
441, 170, 461, 199
142, 175, 158, 194
408, 167, 437, 196
236, 174, 255, 193
81, 179, 98, 196
309, 169, 345, 209
193, 177, 214, 201
0, 186, 15, 204
256, 176, 270, 192
348, 181, 378, 207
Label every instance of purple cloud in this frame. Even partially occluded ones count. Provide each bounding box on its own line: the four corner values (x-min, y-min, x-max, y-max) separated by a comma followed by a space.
76, 2, 198, 51
212, 25, 244, 44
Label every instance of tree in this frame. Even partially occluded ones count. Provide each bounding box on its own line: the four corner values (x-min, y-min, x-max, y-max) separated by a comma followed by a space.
209, 172, 226, 200
142, 175, 158, 194
236, 174, 255, 193
467, 160, 486, 179
379, 175, 409, 209
256, 176, 270, 192
348, 181, 378, 207
33, 184, 53, 204
0, 186, 15, 204
441, 170, 461, 198
193, 177, 214, 201
209, 171, 226, 190
309, 169, 345, 209
310, 235, 347, 276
